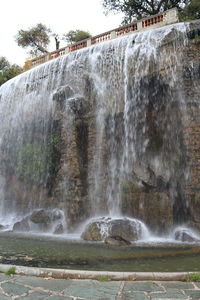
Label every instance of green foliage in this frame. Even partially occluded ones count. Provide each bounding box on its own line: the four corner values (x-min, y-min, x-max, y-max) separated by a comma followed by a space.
184, 273, 200, 282
0, 56, 22, 86
97, 275, 111, 282
16, 23, 51, 57
63, 29, 91, 44
5, 266, 16, 276
180, 0, 200, 20
102, 0, 189, 23
0, 57, 9, 70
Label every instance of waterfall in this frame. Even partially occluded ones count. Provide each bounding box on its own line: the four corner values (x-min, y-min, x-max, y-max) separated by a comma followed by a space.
0, 21, 197, 237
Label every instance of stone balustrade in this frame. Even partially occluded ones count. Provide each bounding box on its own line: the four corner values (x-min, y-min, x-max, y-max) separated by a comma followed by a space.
26, 8, 178, 69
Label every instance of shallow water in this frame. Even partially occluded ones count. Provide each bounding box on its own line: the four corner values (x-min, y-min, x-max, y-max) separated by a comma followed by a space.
1, 233, 200, 272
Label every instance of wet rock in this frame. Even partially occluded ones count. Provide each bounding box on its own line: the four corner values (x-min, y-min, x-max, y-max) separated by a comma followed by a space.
81, 221, 102, 241
51, 209, 63, 221
52, 85, 74, 102
0, 224, 5, 231
68, 97, 90, 116
109, 219, 142, 241
29, 209, 64, 232
54, 223, 64, 234
174, 228, 200, 243
104, 235, 131, 246
13, 217, 30, 232
81, 218, 143, 242
30, 209, 51, 224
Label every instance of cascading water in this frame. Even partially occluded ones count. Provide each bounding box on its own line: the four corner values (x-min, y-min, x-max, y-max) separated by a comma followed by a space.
0, 21, 199, 242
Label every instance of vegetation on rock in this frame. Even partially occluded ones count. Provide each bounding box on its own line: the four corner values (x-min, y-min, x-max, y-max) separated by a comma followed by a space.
5, 267, 16, 276
184, 273, 200, 282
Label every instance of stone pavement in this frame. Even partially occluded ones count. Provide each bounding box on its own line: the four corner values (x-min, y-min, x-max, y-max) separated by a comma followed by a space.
0, 274, 200, 300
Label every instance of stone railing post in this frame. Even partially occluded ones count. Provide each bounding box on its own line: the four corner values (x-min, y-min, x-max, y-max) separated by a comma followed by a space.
45, 54, 50, 62
164, 8, 179, 24
137, 21, 143, 31
65, 47, 70, 54
87, 38, 92, 47
111, 31, 117, 39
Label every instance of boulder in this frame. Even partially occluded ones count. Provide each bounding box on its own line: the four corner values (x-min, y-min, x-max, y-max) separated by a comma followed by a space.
68, 97, 90, 116
54, 223, 64, 234
30, 209, 51, 224
0, 224, 5, 231
29, 209, 64, 232
81, 221, 102, 241
13, 217, 30, 232
51, 209, 63, 221
109, 219, 141, 241
174, 228, 200, 243
81, 217, 143, 242
52, 86, 74, 102
104, 235, 131, 246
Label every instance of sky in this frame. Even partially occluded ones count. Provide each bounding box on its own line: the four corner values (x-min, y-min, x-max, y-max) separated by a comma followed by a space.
0, 0, 123, 66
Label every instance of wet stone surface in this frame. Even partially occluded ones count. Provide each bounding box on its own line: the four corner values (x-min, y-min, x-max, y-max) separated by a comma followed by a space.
0, 274, 199, 299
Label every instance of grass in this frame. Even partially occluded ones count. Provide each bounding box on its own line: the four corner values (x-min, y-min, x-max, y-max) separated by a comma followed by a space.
5, 266, 16, 276
97, 275, 111, 282
192, 35, 200, 40
184, 273, 200, 282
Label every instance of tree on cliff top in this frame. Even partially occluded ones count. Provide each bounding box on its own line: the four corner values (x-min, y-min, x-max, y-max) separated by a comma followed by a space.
16, 23, 51, 57
63, 29, 91, 44
180, 0, 200, 20
0, 57, 22, 86
102, 0, 189, 23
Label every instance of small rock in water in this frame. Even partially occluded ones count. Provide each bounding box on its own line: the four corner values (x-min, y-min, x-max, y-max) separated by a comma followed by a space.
0, 224, 5, 231
174, 228, 200, 243
104, 235, 131, 246
13, 217, 30, 232
53, 223, 64, 234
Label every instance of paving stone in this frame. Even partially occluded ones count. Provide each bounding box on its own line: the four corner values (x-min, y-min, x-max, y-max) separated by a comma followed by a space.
193, 282, 200, 289
18, 290, 49, 299
123, 282, 163, 293
150, 288, 188, 299
121, 292, 150, 300
63, 280, 120, 299
1, 281, 30, 296
46, 296, 72, 300
161, 281, 194, 290
0, 294, 11, 300
184, 289, 200, 300
0, 274, 15, 282
14, 275, 73, 291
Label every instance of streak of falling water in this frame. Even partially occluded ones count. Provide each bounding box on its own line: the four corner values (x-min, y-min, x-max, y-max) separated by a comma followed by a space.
102, 23, 189, 217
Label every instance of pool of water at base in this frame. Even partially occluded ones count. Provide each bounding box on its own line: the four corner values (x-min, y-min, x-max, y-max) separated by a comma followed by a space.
1, 232, 200, 272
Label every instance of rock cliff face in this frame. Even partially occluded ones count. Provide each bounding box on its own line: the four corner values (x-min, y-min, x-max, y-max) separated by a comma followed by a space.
0, 20, 200, 235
